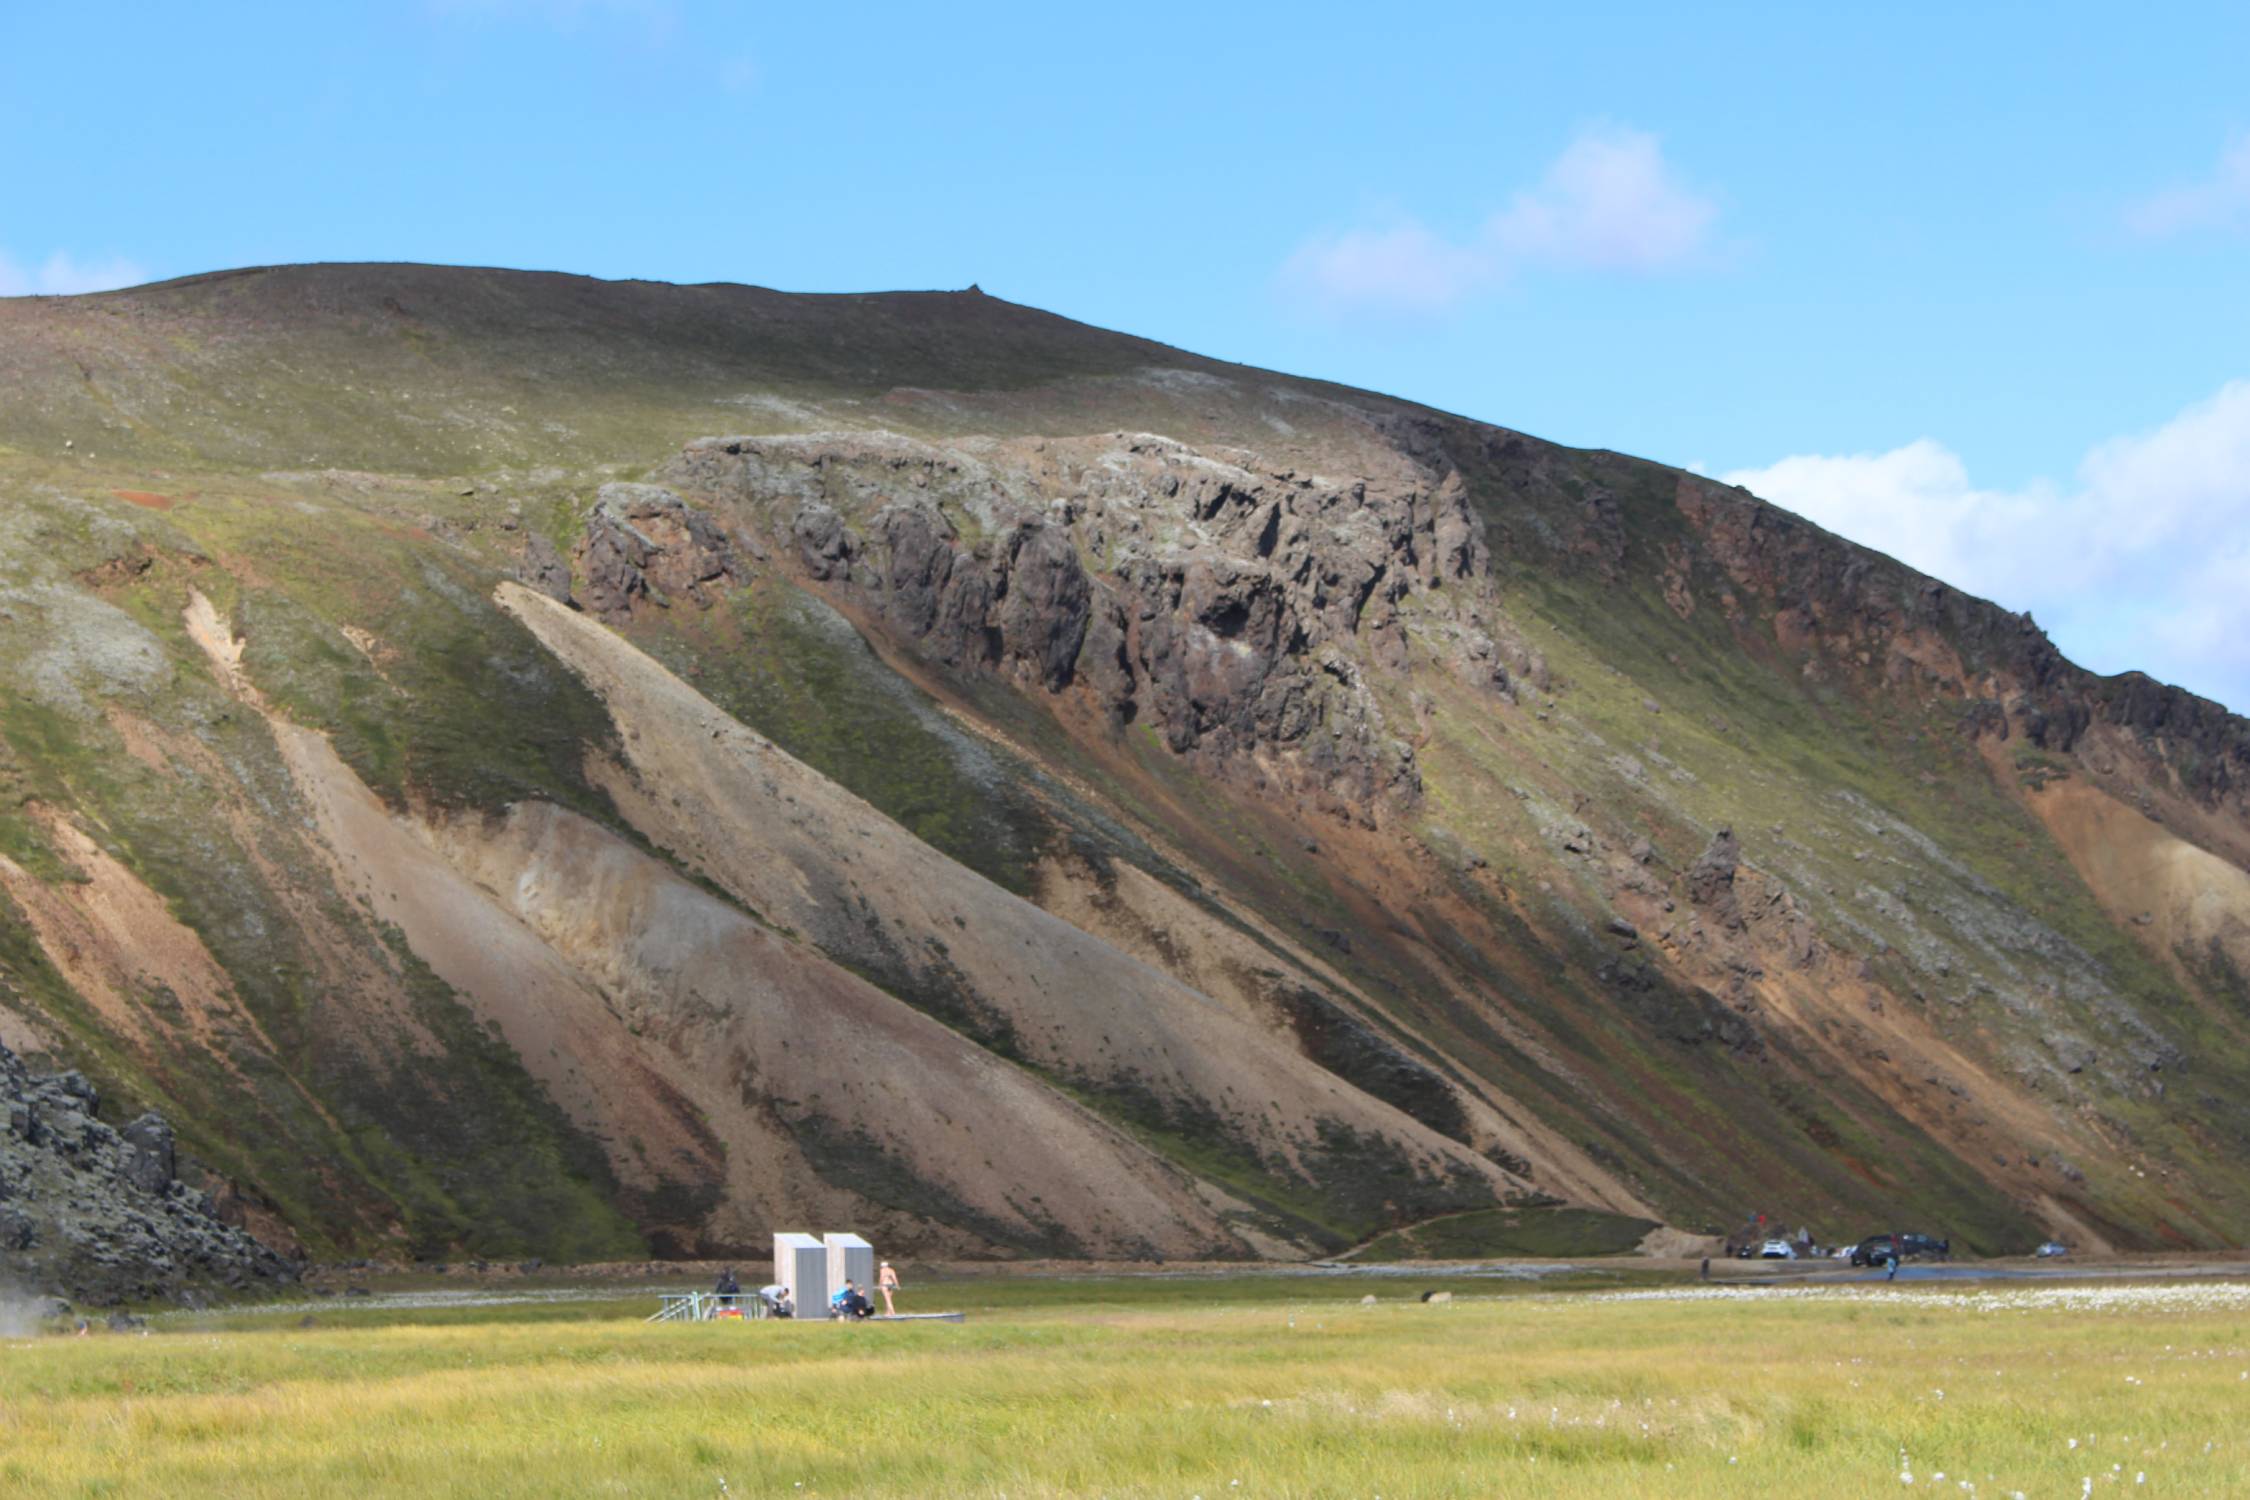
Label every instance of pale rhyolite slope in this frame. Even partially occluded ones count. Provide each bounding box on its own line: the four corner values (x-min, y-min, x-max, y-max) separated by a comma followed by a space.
181, 588, 1281, 1257
496, 583, 1570, 1218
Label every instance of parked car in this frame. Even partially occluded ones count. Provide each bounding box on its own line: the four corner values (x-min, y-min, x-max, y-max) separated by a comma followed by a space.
2036, 1241, 2069, 1258
1851, 1232, 1952, 1266
1757, 1238, 1798, 1259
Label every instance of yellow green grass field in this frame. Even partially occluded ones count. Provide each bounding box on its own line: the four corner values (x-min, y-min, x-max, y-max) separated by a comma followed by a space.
4, 1275, 2247, 1497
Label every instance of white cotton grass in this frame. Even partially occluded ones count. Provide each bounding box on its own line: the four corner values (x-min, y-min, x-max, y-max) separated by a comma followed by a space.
1591, 1281, 2250, 1315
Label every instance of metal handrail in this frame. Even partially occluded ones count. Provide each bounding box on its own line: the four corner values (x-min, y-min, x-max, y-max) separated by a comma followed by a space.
647, 1292, 774, 1322
647, 1290, 961, 1325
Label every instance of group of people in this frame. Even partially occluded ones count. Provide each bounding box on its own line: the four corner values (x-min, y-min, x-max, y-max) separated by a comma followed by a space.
708, 1260, 900, 1320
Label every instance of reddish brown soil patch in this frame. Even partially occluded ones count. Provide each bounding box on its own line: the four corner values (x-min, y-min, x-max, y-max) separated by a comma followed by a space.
112, 489, 174, 510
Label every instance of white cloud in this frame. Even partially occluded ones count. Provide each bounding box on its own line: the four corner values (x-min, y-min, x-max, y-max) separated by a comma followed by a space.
1489, 125, 1718, 273
0, 249, 149, 297
1280, 124, 1718, 317
2126, 134, 2250, 239
2080, 381, 2250, 529
1723, 381, 2250, 712
1716, 440, 2058, 604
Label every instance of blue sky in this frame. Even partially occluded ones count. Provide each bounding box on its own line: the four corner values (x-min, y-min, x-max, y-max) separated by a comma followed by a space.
5, 1, 2247, 708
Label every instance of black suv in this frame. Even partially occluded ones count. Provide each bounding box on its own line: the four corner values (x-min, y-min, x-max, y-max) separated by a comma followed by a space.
1851, 1232, 1951, 1266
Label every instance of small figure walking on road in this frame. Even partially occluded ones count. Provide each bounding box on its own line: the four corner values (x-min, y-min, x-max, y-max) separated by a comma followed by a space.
878, 1259, 901, 1315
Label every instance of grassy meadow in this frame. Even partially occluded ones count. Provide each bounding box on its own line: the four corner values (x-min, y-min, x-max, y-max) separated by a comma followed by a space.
4, 1273, 2248, 1498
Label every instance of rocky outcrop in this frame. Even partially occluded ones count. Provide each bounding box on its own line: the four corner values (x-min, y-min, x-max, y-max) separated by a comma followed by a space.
1672, 473, 2250, 810
0, 1041, 296, 1305
515, 531, 574, 604
2085, 672, 2249, 804
999, 522, 1094, 691
1687, 828, 1743, 932
851, 500, 1094, 692
662, 432, 1532, 822
573, 483, 744, 621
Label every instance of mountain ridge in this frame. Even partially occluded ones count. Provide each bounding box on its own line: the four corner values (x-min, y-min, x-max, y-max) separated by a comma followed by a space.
3, 263, 2247, 1294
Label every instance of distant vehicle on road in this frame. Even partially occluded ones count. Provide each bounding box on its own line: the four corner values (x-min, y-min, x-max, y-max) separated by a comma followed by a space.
1851, 1233, 1952, 1267
1757, 1238, 1798, 1259
2035, 1241, 2070, 1258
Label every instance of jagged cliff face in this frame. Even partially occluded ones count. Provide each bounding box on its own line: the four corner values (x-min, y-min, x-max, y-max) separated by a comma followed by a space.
1, 263, 2247, 1266
658, 431, 1513, 819
1, 1040, 297, 1304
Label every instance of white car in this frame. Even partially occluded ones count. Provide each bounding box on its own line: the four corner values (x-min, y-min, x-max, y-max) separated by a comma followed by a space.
1758, 1238, 1798, 1259
2035, 1241, 2069, 1258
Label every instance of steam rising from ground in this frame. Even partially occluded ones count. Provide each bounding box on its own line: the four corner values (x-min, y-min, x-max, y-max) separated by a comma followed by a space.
0, 1289, 59, 1339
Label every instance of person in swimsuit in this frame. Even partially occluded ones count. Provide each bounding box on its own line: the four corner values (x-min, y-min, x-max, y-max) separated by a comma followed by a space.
878, 1260, 901, 1315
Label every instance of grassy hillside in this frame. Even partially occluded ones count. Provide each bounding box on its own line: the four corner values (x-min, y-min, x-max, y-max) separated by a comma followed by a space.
3, 263, 2247, 1267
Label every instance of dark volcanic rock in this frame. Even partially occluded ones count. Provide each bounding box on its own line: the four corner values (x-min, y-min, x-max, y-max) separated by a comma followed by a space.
872, 501, 957, 636
662, 431, 1500, 822
998, 522, 1093, 691
0, 1040, 296, 1306
1672, 472, 2250, 811
1687, 828, 1744, 932
790, 501, 856, 581
575, 483, 744, 620
516, 531, 575, 604
120, 1113, 175, 1195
